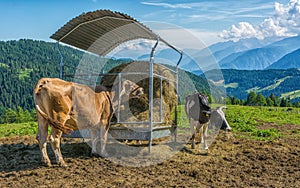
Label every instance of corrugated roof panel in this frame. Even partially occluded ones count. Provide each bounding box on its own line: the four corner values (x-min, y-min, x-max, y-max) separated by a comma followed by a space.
50, 10, 157, 56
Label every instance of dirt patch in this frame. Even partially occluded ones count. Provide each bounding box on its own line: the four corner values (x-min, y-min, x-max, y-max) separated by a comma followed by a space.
1, 132, 300, 187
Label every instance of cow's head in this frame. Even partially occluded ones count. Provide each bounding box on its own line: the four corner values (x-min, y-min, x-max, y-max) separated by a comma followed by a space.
109, 79, 144, 112
121, 79, 144, 98
198, 93, 211, 117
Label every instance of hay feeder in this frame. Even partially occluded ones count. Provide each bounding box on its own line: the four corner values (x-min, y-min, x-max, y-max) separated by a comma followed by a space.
50, 10, 183, 152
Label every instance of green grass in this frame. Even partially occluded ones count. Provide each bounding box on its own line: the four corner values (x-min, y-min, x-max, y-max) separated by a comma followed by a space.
225, 82, 238, 89
281, 90, 300, 100
172, 104, 299, 141
246, 76, 291, 93
225, 105, 300, 140
0, 105, 299, 141
0, 122, 37, 138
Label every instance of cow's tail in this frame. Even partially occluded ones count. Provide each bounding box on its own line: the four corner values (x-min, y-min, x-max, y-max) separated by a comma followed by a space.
35, 105, 73, 135
105, 91, 114, 113
218, 106, 227, 111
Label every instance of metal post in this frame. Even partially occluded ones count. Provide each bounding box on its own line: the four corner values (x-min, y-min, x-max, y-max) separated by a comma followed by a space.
57, 42, 64, 79
160, 77, 163, 122
117, 73, 122, 123
174, 51, 182, 143
148, 38, 159, 152
174, 67, 179, 142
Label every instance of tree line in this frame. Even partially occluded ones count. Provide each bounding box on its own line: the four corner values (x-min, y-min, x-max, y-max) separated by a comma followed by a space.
227, 92, 300, 107
1, 39, 300, 124
0, 106, 36, 124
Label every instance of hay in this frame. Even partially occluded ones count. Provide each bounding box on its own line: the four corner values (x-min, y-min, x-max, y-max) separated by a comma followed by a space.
100, 61, 177, 126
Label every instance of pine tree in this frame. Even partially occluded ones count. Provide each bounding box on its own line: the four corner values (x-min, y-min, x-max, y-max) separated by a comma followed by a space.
256, 93, 267, 106
246, 92, 257, 106
280, 98, 287, 107
266, 97, 274, 106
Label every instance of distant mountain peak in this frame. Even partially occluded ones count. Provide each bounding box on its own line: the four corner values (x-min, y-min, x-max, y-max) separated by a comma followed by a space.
211, 36, 300, 70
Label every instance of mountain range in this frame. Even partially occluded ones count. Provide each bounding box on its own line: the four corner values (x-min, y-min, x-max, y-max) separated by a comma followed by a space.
0, 39, 300, 112
139, 35, 300, 72
208, 36, 300, 70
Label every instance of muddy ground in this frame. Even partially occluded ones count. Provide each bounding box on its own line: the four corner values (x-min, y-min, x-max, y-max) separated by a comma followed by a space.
0, 130, 300, 188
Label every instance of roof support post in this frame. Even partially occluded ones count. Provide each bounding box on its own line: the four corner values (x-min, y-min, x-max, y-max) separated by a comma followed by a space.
148, 37, 159, 153
174, 51, 182, 143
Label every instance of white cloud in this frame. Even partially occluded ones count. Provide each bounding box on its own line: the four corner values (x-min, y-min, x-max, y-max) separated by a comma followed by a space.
220, 0, 300, 41
141, 2, 192, 9
220, 22, 257, 41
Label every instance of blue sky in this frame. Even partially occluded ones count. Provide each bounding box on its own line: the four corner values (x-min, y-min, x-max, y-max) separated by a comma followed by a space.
0, 0, 297, 46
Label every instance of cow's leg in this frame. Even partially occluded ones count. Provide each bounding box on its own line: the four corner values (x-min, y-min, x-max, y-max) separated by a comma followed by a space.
223, 118, 232, 131
99, 123, 109, 158
90, 128, 100, 157
49, 128, 66, 167
189, 118, 196, 149
36, 115, 51, 167
201, 123, 209, 150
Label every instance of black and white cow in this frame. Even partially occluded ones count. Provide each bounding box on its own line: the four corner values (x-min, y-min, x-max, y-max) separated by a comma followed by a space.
185, 92, 231, 151
185, 92, 211, 150
211, 106, 231, 131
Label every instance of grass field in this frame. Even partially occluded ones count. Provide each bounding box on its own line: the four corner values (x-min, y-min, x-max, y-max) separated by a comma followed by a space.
1, 105, 300, 187
0, 122, 37, 137
225, 105, 300, 140
281, 90, 300, 100
0, 105, 299, 140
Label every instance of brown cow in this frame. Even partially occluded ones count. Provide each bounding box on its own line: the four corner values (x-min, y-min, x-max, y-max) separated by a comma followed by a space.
34, 78, 143, 167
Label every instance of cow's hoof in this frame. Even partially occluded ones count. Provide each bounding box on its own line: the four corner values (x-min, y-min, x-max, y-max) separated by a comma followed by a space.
101, 152, 109, 158
198, 149, 209, 155
42, 159, 52, 167
58, 161, 67, 168
91, 152, 101, 157
44, 162, 52, 167
191, 143, 196, 149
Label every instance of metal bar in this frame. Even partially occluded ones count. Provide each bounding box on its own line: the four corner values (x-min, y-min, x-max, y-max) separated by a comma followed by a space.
153, 73, 177, 83
174, 66, 179, 142
176, 51, 183, 67
117, 74, 122, 123
148, 37, 159, 152
114, 120, 164, 124
64, 65, 178, 82
160, 77, 163, 122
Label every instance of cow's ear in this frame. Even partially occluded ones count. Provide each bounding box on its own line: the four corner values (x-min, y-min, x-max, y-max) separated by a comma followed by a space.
121, 80, 130, 93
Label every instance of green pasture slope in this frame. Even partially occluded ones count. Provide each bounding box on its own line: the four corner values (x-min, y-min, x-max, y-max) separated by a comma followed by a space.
0, 106, 299, 140
225, 105, 300, 140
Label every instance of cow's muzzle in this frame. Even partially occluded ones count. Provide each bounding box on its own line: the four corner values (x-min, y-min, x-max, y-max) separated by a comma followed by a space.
130, 87, 144, 98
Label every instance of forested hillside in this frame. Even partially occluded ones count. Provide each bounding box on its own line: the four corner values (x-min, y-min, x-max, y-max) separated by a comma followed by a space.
1, 39, 299, 118
0, 39, 83, 112
219, 69, 300, 100
0, 39, 211, 115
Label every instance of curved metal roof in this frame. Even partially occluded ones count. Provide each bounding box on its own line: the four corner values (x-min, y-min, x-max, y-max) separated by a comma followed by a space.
50, 10, 160, 56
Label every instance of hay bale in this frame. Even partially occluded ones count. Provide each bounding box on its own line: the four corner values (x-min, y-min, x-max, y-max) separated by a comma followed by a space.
101, 61, 177, 126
